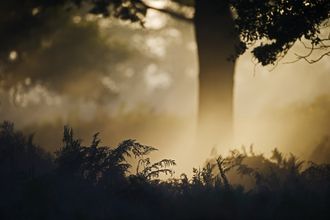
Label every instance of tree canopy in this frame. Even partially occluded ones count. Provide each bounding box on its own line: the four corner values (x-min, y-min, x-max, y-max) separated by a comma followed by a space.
0, 0, 147, 66
232, 0, 330, 66
2, 0, 330, 76
1, 0, 139, 105
139, 0, 330, 66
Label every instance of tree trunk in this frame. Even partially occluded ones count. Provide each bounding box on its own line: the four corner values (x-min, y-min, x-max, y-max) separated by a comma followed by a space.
194, 0, 239, 158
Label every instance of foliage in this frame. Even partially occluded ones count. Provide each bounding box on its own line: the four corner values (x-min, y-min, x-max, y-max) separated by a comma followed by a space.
136, 158, 176, 179
143, 0, 330, 66
0, 0, 147, 66
3, 0, 330, 70
232, 0, 330, 65
1, 121, 330, 220
161, 0, 330, 66
1, 0, 134, 105
0, 121, 55, 217
55, 125, 176, 185
0, 120, 54, 175
216, 150, 246, 187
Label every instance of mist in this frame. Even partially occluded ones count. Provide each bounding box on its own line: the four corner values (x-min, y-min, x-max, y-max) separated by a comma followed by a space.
1, 4, 330, 177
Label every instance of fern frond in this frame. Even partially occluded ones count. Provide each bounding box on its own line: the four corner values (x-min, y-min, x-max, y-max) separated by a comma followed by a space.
131, 141, 158, 158
271, 148, 283, 165
145, 169, 174, 179
137, 158, 176, 179
236, 164, 255, 178
253, 170, 265, 187
136, 158, 151, 175
152, 159, 177, 168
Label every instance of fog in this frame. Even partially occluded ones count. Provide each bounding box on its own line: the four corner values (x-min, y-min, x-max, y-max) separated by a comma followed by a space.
1, 7, 330, 176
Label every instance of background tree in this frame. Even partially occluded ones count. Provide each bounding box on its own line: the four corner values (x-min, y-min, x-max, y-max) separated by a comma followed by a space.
148, 0, 330, 157
2, 0, 330, 163
0, 0, 136, 105
144, 0, 330, 157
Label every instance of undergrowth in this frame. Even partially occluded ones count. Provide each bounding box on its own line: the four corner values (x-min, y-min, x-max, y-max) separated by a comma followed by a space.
1, 121, 329, 220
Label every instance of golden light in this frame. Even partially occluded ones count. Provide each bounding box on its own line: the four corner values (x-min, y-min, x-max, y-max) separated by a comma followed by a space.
144, 9, 168, 29
73, 16, 81, 24
9, 51, 17, 60
143, 0, 169, 9
25, 78, 31, 86
32, 7, 39, 16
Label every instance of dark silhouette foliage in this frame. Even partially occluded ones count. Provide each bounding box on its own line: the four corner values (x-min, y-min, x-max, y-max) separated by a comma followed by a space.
54, 125, 176, 186
0, 121, 55, 218
1, 121, 330, 220
3, 0, 330, 77
0, 121, 55, 176
0, 0, 147, 68
232, 0, 330, 65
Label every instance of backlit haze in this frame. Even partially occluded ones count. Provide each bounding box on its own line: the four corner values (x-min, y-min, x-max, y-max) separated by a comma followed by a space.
1, 3, 330, 177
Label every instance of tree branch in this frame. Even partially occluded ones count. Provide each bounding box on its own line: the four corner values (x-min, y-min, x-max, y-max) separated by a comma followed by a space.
284, 40, 330, 65
141, 1, 193, 23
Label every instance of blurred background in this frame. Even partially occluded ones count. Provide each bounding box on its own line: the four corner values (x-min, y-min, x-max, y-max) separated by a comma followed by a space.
1, 1, 330, 177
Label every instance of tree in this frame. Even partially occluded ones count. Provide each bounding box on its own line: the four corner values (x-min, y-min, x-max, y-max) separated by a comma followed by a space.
2, 0, 330, 161
143, 0, 330, 157
193, 0, 238, 154
0, 0, 238, 157
232, 0, 330, 66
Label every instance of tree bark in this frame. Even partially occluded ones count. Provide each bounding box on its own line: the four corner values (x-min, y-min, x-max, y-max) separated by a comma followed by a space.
194, 0, 239, 156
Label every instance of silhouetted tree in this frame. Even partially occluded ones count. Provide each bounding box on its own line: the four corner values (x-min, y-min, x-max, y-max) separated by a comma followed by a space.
163, 0, 330, 153
2, 0, 330, 154
233, 0, 330, 65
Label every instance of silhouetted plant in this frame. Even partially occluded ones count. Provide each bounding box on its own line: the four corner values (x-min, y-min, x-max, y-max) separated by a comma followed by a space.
201, 162, 216, 187
271, 148, 283, 166
287, 154, 305, 179
302, 161, 330, 181
236, 164, 256, 187
310, 136, 330, 164
0, 121, 54, 175
0, 121, 55, 219
54, 125, 176, 188
179, 173, 189, 191
216, 150, 245, 188
54, 125, 85, 178
2, 121, 330, 220
192, 167, 203, 187
136, 158, 176, 179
